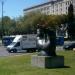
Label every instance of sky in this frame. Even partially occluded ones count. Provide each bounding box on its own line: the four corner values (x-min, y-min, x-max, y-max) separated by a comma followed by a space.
0, 0, 50, 19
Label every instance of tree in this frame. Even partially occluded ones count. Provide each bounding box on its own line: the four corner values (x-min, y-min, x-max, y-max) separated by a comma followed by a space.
16, 11, 44, 34
67, 3, 75, 39
0, 16, 18, 36
0, 16, 12, 36
0, 11, 68, 36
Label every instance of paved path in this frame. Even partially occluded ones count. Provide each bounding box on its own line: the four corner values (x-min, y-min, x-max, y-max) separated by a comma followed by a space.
0, 45, 64, 56
0, 46, 27, 57
0, 46, 9, 56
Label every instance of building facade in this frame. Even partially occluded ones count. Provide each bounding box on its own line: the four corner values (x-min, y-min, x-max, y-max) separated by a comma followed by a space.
24, 0, 74, 15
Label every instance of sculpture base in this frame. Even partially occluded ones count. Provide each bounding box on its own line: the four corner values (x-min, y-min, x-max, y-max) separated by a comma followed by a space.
31, 55, 64, 68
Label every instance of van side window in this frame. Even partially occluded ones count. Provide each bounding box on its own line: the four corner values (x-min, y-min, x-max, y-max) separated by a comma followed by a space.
15, 42, 20, 47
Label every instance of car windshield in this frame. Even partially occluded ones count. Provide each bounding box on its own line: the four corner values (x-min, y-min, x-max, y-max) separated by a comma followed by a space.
9, 42, 16, 46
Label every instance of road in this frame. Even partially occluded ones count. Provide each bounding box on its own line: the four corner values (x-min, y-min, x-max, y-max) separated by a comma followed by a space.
0, 45, 27, 56
0, 40, 64, 56
0, 46, 9, 56
0, 40, 74, 56
0, 45, 64, 57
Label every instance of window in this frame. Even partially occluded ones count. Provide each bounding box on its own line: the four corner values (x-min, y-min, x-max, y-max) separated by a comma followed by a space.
15, 42, 20, 47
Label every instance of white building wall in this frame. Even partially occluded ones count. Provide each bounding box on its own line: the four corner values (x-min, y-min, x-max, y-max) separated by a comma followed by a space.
24, 0, 74, 15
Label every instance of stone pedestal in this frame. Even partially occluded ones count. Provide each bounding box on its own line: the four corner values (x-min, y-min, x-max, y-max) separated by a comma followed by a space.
31, 55, 64, 68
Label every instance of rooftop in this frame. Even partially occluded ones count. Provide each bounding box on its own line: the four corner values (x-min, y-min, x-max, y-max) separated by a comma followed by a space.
24, 0, 63, 11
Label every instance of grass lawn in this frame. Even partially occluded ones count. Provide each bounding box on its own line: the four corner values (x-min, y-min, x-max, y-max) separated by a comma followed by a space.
0, 51, 75, 75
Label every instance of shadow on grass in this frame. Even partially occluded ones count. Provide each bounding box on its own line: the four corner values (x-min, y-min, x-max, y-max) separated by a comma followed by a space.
46, 65, 70, 69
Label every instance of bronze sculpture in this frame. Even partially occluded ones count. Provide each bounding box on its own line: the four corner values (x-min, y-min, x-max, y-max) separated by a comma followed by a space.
37, 24, 56, 56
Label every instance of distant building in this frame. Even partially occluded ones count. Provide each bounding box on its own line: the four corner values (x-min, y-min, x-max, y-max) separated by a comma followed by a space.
24, 0, 75, 15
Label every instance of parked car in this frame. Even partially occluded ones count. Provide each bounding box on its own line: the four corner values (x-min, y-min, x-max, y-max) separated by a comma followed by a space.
63, 43, 75, 50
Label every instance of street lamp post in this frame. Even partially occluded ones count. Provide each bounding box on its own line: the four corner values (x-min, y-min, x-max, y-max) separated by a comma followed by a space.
0, 0, 4, 43
2, 1, 4, 37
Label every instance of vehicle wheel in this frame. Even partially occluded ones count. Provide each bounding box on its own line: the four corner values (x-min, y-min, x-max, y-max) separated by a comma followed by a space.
29, 49, 36, 53
32, 49, 36, 52
37, 49, 41, 52
8, 50, 11, 53
27, 49, 30, 53
69, 48, 73, 50
13, 49, 17, 53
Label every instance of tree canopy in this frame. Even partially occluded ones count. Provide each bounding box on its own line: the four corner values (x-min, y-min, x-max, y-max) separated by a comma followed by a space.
0, 11, 68, 38
67, 3, 75, 39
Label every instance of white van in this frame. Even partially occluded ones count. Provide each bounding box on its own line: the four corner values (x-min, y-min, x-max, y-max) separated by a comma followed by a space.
7, 34, 37, 53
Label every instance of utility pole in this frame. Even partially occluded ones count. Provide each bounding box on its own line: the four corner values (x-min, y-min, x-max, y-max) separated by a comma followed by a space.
0, 0, 5, 43
2, 1, 4, 37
